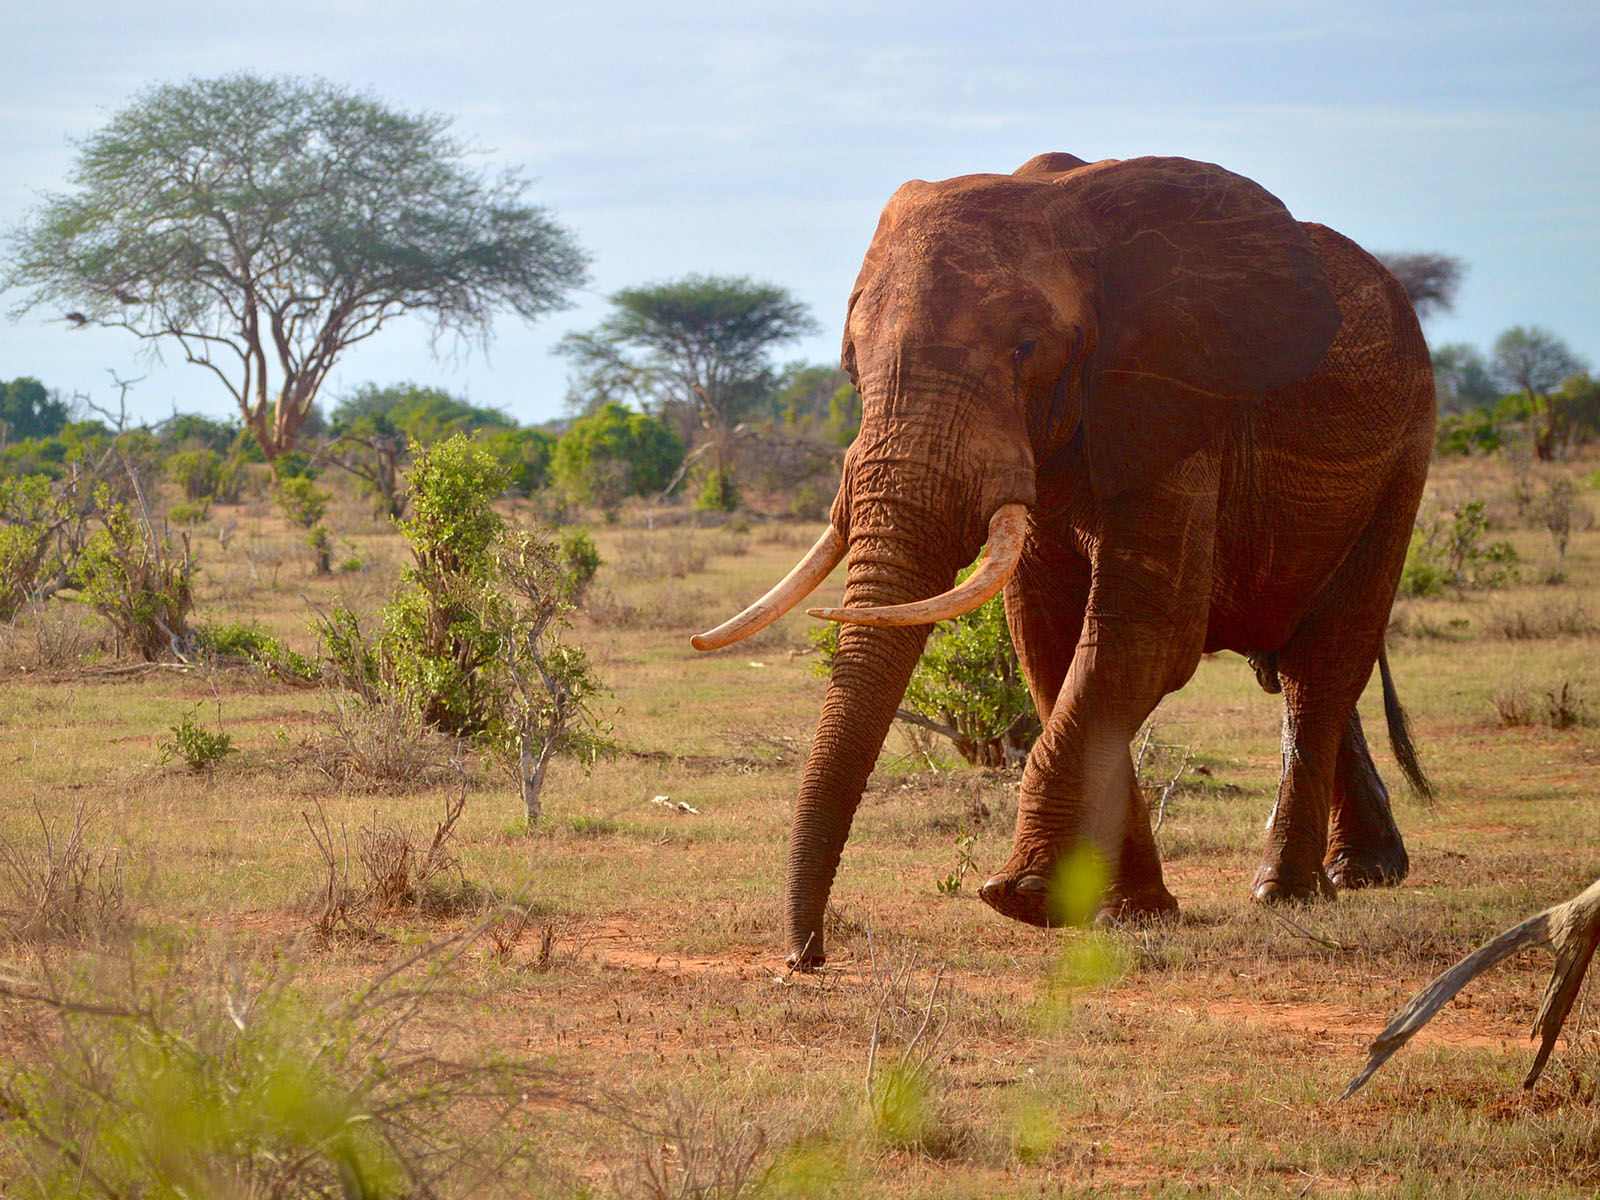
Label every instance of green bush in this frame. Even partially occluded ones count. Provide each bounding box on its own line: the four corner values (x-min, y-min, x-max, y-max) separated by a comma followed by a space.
0, 474, 71, 620
1435, 408, 1505, 456
479, 426, 555, 494
694, 464, 740, 513
158, 706, 236, 771
167, 448, 244, 503
274, 475, 329, 529
551, 403, 684, 516
312, 435, 609, 819
78, 491, 194, 661
558, 529, 601, 602
194, 620, 320, 682
166, 499, 211, 525
812, 560, 1039, 767
1398, 499, 1519, 597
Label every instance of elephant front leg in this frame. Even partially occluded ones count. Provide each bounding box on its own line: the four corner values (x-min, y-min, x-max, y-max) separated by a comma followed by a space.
979, 630, 1182, 927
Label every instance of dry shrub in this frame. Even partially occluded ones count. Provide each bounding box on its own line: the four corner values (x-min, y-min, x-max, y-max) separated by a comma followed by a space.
858, 948, 968, 1159
239, 537, 299, 588
1386, 604, 1467, 640
612, 532, 707, 581
707, 528, 750, 558
1491, 684, 1535, 728
754, 521, 826, 547
1545, 681, 1589, 729
0, 601, 107, 673
483, 905, 587, 971
585, 586, 717, 632
0, 801, 128, 944
1491, 680, 1590, 729
605, 1097, 769, 1200
303, 788, 470, 940
0, 933, 558, 1198
299, 688, 464, 792
1484, 599, 1598, 640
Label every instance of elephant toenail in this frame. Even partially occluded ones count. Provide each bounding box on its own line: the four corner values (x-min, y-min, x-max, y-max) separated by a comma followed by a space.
978, 877, 1011, 903
1015, 875, 1050, 895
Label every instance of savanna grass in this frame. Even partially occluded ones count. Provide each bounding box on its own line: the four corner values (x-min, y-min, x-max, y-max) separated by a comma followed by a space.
0, 458, 1596, 1195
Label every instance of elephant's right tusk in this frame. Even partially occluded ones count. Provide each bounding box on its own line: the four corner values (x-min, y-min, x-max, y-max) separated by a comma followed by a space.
808, 503, 1029, 628
691, 525, 847, 651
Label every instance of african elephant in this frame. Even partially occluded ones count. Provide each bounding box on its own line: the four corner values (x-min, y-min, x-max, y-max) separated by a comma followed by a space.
694, 154, 1434, 969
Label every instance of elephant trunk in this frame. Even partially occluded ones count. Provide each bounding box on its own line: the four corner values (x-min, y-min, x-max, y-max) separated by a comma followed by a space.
785, 521, 954, 967
780, 363, 1037, 968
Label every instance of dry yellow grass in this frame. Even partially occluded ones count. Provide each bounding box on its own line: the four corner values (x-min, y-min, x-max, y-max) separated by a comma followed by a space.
0, 455, 1598, 1196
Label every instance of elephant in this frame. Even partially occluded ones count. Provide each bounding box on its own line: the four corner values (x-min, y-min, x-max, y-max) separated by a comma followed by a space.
693, 153, 1435, 969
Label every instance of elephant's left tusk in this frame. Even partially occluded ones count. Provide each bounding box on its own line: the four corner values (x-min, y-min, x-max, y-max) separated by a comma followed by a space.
808, 503, 1029, 628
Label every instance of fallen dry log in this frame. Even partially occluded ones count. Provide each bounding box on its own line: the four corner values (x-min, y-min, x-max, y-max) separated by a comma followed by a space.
1344, 875, 1600, 1098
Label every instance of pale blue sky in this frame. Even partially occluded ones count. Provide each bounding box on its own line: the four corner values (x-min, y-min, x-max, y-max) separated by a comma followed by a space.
2, 1, 1595, 426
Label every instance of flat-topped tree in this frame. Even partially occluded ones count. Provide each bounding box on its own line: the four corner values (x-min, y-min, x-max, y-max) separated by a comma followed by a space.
4, 73, 588, 461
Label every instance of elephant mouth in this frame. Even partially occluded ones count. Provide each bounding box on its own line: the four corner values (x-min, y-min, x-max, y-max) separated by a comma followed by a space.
690, 503, 1030, 651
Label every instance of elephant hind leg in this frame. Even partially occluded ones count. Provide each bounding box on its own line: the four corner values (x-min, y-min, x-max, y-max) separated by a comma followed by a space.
1324, 708, 1409, 888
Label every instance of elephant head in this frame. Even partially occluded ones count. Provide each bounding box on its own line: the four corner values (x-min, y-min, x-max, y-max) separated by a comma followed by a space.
695, 155, 1342, 968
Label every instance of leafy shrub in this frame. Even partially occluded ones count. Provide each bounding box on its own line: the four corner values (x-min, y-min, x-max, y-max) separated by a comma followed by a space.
165, 499, 210, 525
312, 436, 610, 819
167, 448, 244, 503
479, 426, 556, 494
0, 936, 552, 1198
551, 402, 684, 515
77, 491, 194, 661
274, 474, 329, 529
1435, 408, 1505, 456
558, 529, 600, 601
812, 560, 1039, 767
694, 464, 740, 512
270, 449, 318, 480
194, 620, 320, 682
0, 474, 71, 620
1398, 499, 1518, 597
158, 706, 236, 771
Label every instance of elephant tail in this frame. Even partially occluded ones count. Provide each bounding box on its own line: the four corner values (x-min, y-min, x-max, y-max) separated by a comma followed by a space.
1379, 645, 1432, 800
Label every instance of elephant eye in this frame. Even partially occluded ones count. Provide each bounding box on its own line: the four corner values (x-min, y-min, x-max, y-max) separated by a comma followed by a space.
1012, 335, 1038, 366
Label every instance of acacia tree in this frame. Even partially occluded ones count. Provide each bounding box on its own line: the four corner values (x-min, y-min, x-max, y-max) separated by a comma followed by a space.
1491, 325, 1588, 459
557, 274, 819, 444
1376, 251, 1465, 323
4, 73, 588, 460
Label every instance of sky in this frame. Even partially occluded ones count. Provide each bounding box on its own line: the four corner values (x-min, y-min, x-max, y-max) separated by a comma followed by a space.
2, 0, 1596, 429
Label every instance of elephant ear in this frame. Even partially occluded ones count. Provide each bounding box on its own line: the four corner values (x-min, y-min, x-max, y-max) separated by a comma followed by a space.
1070, 157, 1342, 499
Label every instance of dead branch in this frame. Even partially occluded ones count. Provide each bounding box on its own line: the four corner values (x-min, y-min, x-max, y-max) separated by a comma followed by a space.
1343, 875, 1600, 1098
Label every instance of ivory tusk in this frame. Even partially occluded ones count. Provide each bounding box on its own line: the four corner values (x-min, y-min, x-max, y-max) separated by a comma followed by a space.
807, 503, 1029, 628
690, 525, 847, 651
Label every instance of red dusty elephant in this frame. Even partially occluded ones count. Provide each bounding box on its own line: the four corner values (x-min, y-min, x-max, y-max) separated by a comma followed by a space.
694, 154, 1435, 969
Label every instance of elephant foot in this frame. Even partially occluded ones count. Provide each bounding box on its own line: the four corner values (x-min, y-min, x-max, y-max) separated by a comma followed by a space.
978, 873, 1058, 927
978, 873, 1178, 928
1325, 841, 1409, 890
1250, 862, 1337, 905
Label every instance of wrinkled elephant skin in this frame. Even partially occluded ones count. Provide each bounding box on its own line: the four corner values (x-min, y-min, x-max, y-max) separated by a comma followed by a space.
700, 154, 1435, 969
